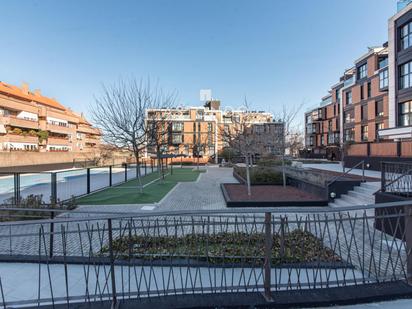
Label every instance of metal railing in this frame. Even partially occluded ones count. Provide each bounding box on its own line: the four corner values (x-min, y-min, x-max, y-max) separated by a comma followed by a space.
0, 201, 410, 307
327, 160, 365, 186
381, 162, 412, 197
0, 162, 159, 205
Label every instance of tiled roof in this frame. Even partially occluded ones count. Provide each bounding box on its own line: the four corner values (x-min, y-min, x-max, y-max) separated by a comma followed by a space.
0, 81, 66, 111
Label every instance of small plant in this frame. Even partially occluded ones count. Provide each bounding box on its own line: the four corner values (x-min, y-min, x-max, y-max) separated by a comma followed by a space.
12, 128, 23, 135
37, 130, 49, 142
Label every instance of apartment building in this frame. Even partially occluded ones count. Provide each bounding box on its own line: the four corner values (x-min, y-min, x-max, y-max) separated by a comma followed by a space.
0, 81, 100, 152
303, 1, 412, 169
145, 101, 282, 162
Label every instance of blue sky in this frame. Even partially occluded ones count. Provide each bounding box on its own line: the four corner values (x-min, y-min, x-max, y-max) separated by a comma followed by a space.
0, 0, 396, 119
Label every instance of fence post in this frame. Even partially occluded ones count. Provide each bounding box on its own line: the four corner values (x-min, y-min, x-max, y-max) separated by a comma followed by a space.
87, 168, 91, 194
171, 161, 173, 175
107, 219, 117, 307
280, 217, 285, 259
406, 205, 412, 285
151, 159, 154, 173
14, 173, 20, 205
49, 211, 54, 258
145, 162, 147, 176
51, 173, 57, 205
263, 212, 273, 301
381, 162, 385, 192
109, 166, 113, 187
124, 163, 128, 182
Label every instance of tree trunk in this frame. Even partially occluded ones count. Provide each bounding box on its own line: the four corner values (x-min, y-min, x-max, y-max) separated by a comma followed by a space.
282, 152, 286, 188
245, 154, 251, 197
135, 153, 143, 193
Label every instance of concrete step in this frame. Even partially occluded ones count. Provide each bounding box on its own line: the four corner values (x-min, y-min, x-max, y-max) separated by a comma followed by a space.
360, 182, 381, 191
340, 194, 369, 206
347, 190, 375, 204
354, 186, 376, 195
332, 197, 354, 207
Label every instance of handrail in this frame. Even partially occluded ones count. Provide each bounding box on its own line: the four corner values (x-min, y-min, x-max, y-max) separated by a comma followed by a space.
375, 167, 412, 195
327, 160, 365, 186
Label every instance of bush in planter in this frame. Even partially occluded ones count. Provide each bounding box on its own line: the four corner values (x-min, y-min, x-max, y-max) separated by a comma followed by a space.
234, 166, 283, 185
257, 158, 292, 167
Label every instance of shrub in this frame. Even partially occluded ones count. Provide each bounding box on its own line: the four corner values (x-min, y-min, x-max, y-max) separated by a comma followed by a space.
12, 128, 23, 135
37, 130, 49, 142
234, 166, 283, 185
257, 159, 292, 167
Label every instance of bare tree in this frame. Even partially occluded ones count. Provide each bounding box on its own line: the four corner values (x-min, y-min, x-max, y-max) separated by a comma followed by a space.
273, 102, 305, 187
92, 78, 176, 192
146, 106, 176, 181
219, 103, 256, 196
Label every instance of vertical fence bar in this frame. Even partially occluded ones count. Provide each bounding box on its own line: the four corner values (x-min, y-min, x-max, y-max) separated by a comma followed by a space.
263, 212, 273, 301
406, 205, 412, 285
171, 160, 173, 175
151, 159, 154, 173
86, 168, 91, 194
108, 219, 117, 307
381, 162, 385, 192
49, 211, 54, 258
280, 217, 285, 259
109, 165, 113, 187
124, 163, 128, 182
51, 173, 57, 205
13, 173, 21, 205
145, 162, 147, 176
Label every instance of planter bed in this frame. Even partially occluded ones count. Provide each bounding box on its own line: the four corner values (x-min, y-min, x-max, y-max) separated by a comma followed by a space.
221, 183, 328, 207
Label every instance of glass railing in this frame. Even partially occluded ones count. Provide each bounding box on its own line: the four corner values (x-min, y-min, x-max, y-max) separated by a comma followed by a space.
344, 77, 354, 87
398, 0, 412, 12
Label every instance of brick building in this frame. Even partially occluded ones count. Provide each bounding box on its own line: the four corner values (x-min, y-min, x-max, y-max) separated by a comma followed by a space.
304, 1, 412, 169
145, 101, 283, 163
0, 81, 100, 152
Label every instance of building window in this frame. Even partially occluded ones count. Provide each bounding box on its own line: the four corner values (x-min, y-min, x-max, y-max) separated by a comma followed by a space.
379, 69, 389, 88
360, 85, 364, 100
378, 56, 388, 69
345, 91, 352, 105
376, 122, 384, 140
401, 21, 412, 50
172, 122, 183, 131
328, 120, 332, 132
361, 125, 368, 141
344, 109, 354, 123
399, 101, 412, 126
375, 100, 384, 117
361, 105, 368, 121
336, 89, 341, 102
357, 63, 367, 80
344, 128, 355, 142
399, 61, 412, 89
367, 82, 371, 98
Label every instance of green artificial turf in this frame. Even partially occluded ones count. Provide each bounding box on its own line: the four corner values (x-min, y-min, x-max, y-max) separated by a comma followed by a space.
76, 168, 204, 205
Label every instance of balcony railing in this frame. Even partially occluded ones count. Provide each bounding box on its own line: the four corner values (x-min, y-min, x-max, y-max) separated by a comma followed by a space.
1, 115, 39, 129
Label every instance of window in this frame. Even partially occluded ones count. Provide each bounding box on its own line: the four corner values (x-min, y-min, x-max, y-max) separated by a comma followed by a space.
345, 91, 352, 105
401, 21, 412, 50
361, 105, 368, 121
399, 61, 412, 89
399, 101, 412, 126
376, 123, 384, 140
328, 120, 332, 131
172, 122, 183, 131
357, 63, 367, 80
367, 82, 371, 98
378, 57, 388, 69
375, 100, 384, 117
361, 125, 368, 141
172, 133, 182, 144
344, 128, 355, 142
360, 85, 364, 100
379, 69, 389, 88
336, 89, 341, 102
344, 109, 354, 123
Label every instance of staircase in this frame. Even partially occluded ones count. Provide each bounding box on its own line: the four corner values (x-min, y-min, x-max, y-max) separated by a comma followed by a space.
329, 182, 380, 208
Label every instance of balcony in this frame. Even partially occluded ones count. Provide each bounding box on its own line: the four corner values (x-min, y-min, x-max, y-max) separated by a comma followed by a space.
47, 123, 72, 134
77, 125, 100, 135
1, 116, 39, 130
4, 134, 39, 144
85, 136, 99, 145
47, 137, 70, 146
344, 76, 355, 87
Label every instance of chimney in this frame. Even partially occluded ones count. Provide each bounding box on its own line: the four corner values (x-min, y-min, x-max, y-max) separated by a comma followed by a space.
34, 89, 41, 96
21, 82, 29, 94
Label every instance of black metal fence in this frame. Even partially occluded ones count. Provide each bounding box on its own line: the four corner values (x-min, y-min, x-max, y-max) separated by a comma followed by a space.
0, 162, 159, 205
0, 202, 410, 307
381, 161, 412, 196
